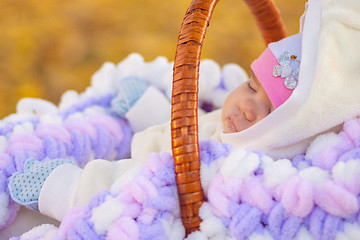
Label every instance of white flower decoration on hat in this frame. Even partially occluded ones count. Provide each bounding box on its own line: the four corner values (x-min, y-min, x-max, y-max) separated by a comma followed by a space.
272, 51, 300, 90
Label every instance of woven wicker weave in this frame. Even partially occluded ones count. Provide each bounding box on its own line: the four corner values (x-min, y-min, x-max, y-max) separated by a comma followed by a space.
171, 0, 286, 235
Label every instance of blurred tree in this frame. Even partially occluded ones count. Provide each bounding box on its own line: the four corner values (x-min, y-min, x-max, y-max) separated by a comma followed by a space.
0, 0, 305, 118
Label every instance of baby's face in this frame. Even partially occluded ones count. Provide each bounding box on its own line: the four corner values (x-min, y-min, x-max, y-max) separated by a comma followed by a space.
222, 71, 274, 133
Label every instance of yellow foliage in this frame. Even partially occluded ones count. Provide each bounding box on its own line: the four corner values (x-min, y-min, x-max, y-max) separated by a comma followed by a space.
0, 0, 306, 118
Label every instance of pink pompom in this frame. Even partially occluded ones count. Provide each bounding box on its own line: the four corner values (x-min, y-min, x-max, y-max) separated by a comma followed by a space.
108, 216, 139, 240
314, 180, 359, 218
208, 175, 231, 217
241, 176, 274, 214
64, 118, 97, 140
125, 176, 158, 203
0, 153, 11, 170
36, 124, 71, 143
137, 207, 157, 225
89, 114, 123, 144
57, 206, 89, 238
281, 176, 314, 217
312, 147, 339, 170
146, 153, 164, 173
7, 134, 43, 154
343, 119, 360, 144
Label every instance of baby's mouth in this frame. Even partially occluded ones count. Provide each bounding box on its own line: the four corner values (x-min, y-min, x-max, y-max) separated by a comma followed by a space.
227, 114, 240, 132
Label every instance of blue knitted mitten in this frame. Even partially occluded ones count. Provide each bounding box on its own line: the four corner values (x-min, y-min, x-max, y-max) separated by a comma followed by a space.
8, 158, 74, 211
111, 76, 148, 118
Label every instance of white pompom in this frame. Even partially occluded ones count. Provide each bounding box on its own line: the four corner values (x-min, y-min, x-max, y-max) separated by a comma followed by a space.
143, 56, 172, 89
163, 217, 185, 240
164, 69, 173, 100
91, 62, 117, 93
305, 132, 341, 160
208, 88, 229, 108
13, 122, 34, 135
16, 98, 58, 116
59, 90, 80, 111
3, 113, 29, 124
220, 149, 259, 179
299, 167, 329, 187
185, 231, 207, 240
19, 224, 58, 239
0, 136, 7, 153
222, 63, 248, 91
199, 59, 221, 99
333, 160, 360, 182
200, 160, 222, 193
0, 193, 10, 226
341, 222, 360, 240
200, 216, 226, 238
90, 196, 125, 235
248, 229, 275, 240
333, 160, 360, 194
263, 159, 297, 187
198, 202, 213, 220
39, 115, 63, 125
116, 53, 145, 79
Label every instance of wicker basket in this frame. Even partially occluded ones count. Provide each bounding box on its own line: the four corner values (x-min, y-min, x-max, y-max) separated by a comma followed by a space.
171, 0, 286, 235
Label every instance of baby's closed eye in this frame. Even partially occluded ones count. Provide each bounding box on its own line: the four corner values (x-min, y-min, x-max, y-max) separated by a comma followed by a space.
248, 82, 256, 92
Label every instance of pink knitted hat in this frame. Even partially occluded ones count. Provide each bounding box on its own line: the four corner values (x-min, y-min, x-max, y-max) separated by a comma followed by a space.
251, 33, 302, 108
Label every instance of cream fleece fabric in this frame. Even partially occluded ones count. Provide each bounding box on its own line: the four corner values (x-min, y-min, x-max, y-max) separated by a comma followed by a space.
222, 0, 360, 159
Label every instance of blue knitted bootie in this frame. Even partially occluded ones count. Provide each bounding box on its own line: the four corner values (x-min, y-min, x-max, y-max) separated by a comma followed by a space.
8, 158, 74, 211
111, 76, 148, 118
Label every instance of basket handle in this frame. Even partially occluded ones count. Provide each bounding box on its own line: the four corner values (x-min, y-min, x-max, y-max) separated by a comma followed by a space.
171, 0, 286, 235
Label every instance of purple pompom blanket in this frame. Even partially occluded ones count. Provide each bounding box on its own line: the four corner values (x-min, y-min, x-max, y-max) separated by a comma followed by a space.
6, 116, 360, 240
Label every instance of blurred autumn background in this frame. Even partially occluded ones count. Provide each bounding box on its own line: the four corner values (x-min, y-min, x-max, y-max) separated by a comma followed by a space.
0, 0, 305, 118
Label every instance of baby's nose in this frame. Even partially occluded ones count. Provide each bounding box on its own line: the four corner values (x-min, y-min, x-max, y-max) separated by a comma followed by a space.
240, 99, 257, 122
